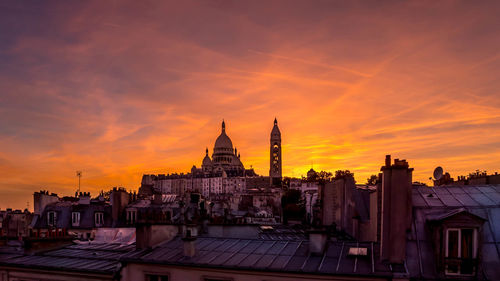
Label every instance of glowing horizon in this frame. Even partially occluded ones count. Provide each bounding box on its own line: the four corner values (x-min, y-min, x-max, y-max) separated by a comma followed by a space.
1, 1, 499, 210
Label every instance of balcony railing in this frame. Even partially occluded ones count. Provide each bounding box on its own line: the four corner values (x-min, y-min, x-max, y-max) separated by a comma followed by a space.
444, 257, 478, 275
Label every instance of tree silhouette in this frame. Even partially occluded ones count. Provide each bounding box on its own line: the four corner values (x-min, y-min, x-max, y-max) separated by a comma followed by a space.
366, 174, 378, 185
334, 170, 354, 179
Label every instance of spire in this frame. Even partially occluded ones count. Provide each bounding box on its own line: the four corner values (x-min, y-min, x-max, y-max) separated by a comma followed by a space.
222, 119, 226, 133
271, 117, 281, 139
205, 147, 208, 156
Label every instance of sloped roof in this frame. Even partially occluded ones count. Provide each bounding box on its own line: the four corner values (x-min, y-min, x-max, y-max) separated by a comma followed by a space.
0, 242, 133, 275
122, 236, 393, 278
34, 201, 112, 229
412, 184, 500, 208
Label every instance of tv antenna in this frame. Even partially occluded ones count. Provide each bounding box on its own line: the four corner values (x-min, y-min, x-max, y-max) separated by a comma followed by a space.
433, 166, 443, 181
76, 171, 82, 193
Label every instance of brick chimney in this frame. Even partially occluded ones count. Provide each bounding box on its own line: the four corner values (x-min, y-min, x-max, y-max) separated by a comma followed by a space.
111, 187, 130, 223
380, 155, 413, 263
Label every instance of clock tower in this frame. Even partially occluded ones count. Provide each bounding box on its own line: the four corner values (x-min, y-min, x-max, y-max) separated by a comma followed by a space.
269, 118, 282, 186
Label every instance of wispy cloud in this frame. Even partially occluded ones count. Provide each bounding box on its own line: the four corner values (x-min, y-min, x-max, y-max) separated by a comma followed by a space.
0, 0, 499, 209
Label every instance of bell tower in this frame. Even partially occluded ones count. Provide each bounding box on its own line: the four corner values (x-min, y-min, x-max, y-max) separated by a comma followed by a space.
269, 118, 282, 186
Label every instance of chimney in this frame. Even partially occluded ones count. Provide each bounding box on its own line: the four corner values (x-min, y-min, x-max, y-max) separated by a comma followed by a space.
308, 229, 327, 255
380, 155, 413, 263
182, 228, 197, 258
136, 224, 152, 249
33, 191, 59, 216
78, 192, 91, 204
111, 188, 130, 223
136, 223, 178, 250
385, 155, 391, 168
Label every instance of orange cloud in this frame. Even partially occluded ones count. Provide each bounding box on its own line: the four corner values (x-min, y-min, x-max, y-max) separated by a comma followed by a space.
0, 0, 499, 209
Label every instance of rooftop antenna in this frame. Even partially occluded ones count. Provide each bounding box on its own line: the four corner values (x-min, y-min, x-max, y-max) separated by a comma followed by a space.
433, 166, 443, 181
76, 171, 82, 193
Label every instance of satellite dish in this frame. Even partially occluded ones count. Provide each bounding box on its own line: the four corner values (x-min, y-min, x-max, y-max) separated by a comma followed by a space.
433, 166, 443, 180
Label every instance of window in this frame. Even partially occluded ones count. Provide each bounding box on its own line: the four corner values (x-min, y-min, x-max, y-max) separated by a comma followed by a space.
94, 212, 104, 227
445, 228, 477, 275
145, 274, 168, 281
47, 211, 57, 226
71, 212, 80, 226
126, 210, 137, 224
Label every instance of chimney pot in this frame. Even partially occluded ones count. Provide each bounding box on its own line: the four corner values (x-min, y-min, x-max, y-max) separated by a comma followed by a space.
385, 155, 391, 167
308, 230, 327, 255
182, 229, 197, 258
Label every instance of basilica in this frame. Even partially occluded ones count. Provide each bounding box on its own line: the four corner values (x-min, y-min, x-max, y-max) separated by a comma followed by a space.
191, 119, 282, 181
140, 119, 283, 198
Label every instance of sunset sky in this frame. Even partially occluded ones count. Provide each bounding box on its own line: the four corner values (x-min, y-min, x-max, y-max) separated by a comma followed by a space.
1, 0, 499, 210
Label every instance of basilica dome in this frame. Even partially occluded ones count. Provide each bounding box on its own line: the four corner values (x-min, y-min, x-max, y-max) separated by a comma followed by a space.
214, 120, 233, 151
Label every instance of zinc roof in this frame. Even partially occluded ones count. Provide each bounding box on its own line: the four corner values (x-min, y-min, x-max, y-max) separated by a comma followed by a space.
0, 242, 131, 275
412, 184, 500, 208
122, 236, 393, 278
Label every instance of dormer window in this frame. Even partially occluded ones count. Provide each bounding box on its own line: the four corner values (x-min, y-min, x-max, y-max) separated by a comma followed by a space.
71, 212, 80, 227
95, 212, 104, 227
445, 228, 478, 275
427, 208, 485, 278
47, 211, 57, 226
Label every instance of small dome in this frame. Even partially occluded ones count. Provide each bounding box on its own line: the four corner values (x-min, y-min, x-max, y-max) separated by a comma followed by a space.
202, 155, 212, 166
202, 148, 212, 166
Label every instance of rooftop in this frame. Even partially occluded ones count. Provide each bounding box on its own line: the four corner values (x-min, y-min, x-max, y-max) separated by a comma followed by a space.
0, 242, 132, 275
412, 184, 500, 208
122, 236, 395, 278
